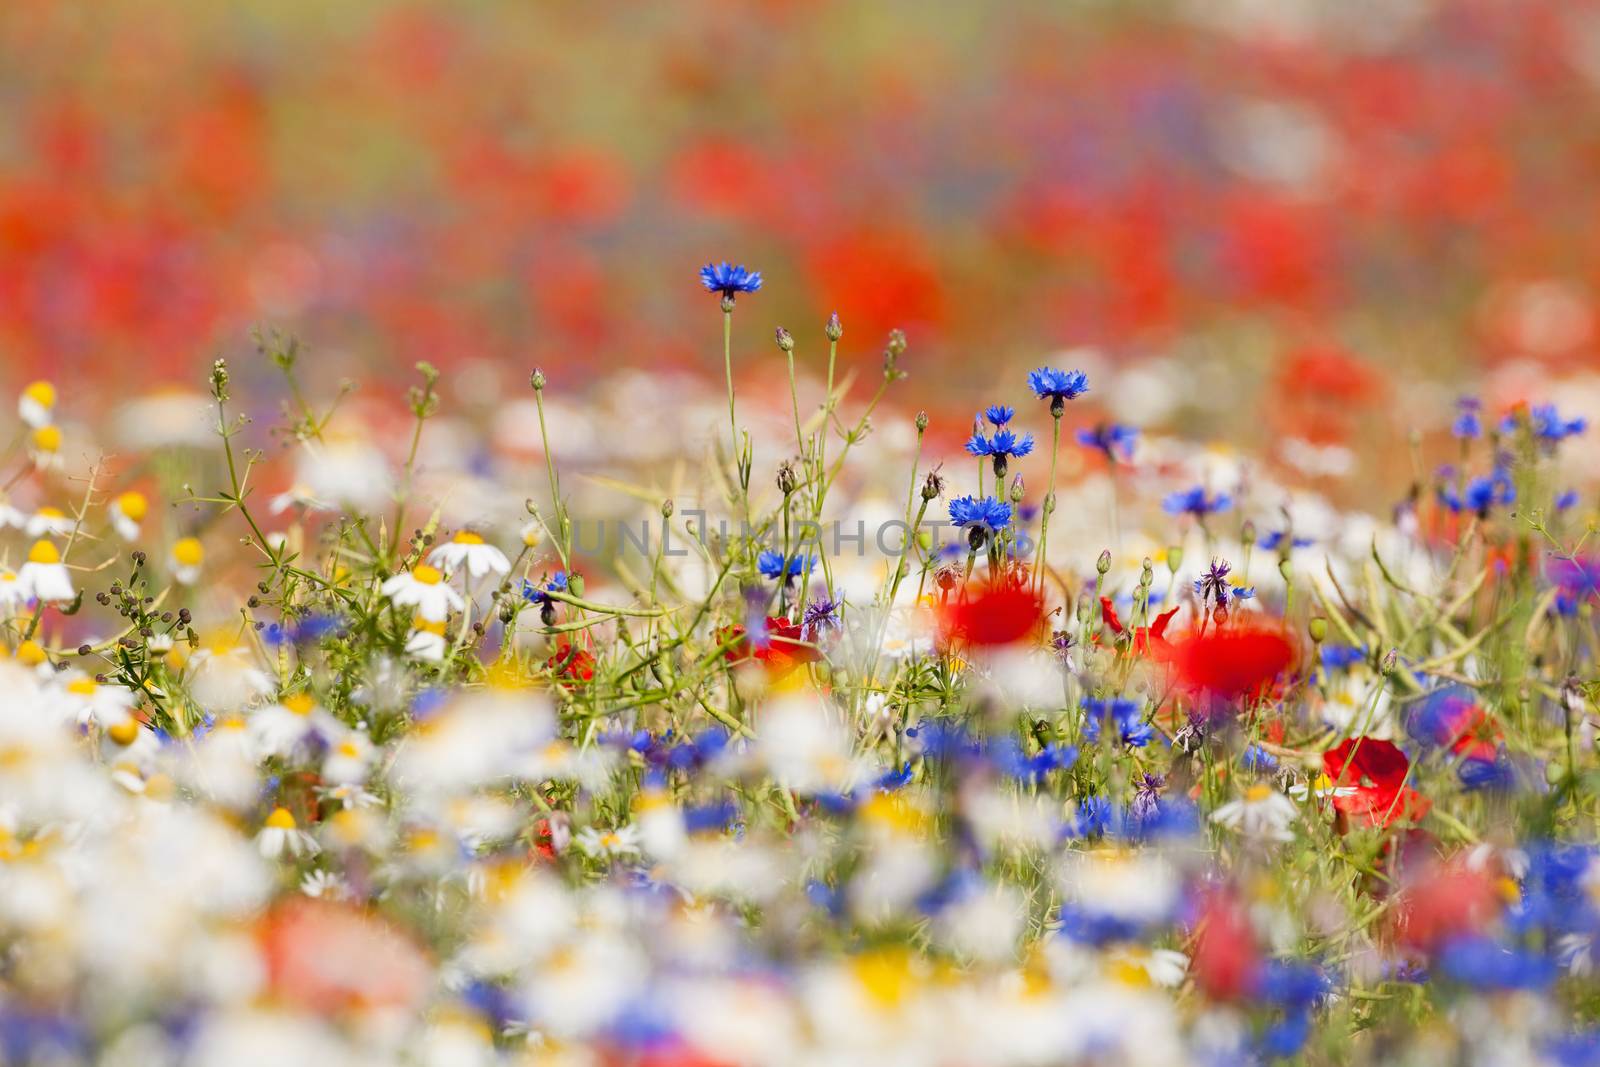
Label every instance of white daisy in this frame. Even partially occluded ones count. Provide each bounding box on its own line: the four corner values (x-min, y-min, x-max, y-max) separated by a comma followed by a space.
169, 536, 204, 585
108, 491, 148, 541
321, 727, 376, 784
250, 692, 338, 758
17, 380, 55, 428
25, 508, 73, 538
575, 823, 643, 860
405, 618, 449, 662
57, 675, 137, 728
18, 540, 73, 603
428, 530, 511, 581
257, 807, 320, 860
380, 563, 464, 621
1211, 783, 1299, 843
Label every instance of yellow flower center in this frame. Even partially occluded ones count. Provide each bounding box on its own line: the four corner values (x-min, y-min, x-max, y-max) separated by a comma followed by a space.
413, 617, 447, 635
1246, 783, 1274, 803
115, 492, 148, 521
27, 541, 60, 565
35, 507, 64, 520
264, 807, 297, 830
171, 537, 204, 567
108, 719, 140, 746
15, 640, 45, 666
66, 678, 97, 696
452, 531, 485, 545
412, 563, 443, 585
281, 693, 315, 716
31, 426, 61, 452
22, 381, 55, 409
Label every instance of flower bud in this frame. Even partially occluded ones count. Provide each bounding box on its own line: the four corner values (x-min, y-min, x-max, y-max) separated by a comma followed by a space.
824, 311, 843, 341
1166, 547, 1183, 574
1097, 549, 1112, 575
530, 369, 547, 391
921, 469, 945, 501
1009, 475, 1025, 504
774, 327, 795, 353
1308, 616, 1328, 644
777, 462, 798, 496
567, 574, 586, 598
1241, 520, 1256, 547
1278, 557, 1292, 582
209, 359, 230, 401
661, 499, 675, 519
914, 410, 929, 433
1380, 648, 1398, 675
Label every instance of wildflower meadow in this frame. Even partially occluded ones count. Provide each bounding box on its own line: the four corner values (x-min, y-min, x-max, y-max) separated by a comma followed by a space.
0, 268, 1596, 1065
10, 3, 1600, 1066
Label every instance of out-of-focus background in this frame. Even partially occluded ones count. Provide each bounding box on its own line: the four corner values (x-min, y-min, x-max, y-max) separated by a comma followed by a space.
5, 0, 1600, 449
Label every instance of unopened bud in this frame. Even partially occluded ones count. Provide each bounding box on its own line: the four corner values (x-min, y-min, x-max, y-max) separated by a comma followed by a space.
1308, 617, 1328, 644
1380, 648, 1399, 675
661, 499, 675, 519
914, 410, 929, 433
530, 369, 547, 391
774, 327, 795, 353
209, 359, 230, 401
921, 469, 946, 501
1241, 520, 1256, 547
777, 462, 798, 496
825, 311, 843, 341
1009, 475, 1025, 504
1166, 547, 1183, 574
567, 574, 586, 598
1096, 549, 1112, 575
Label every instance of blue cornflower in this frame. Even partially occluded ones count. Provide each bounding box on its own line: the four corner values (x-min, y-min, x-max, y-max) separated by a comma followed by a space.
1193, 558, 1232, 604
698, 262, 763, 299
1076, 422, 1139, 462
522, 571, 569, 609
1439, 468, 1514, 515
1241, 745, 1278, 774
1511, 403, 1587, 446
1321, 644, 1366, 670
1437, 935, 1556, 990
1557, 489, 1581, 511
757, 550, 811, 585
1082, 697, 1153, 748
1453, 397, 1483, 440
803, 596, 841, 638
1028, 367, 1089, 411
1163, 486, 1233, 518
1074, 795, 1113, 837
984, 404, 1014, 427
948, 495, 1012, 539
1457, 752, 1523, 792
966, 427, 1034, 477
1258, 530, 1313, 551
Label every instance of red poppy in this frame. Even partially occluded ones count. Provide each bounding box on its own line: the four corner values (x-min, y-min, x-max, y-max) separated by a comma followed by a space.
1429, 696, 1502, 763
1171, 624, 1295, 701
257, 899, 430, 1015
546, 642, 596, 685
717, 617, 820, 680
1389, 856, 1500, 951
1189, 889, 1260, 1001
1099, 598, 1181, 657
1322, 737, 1431, 829
939, 585, 1044, 647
